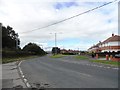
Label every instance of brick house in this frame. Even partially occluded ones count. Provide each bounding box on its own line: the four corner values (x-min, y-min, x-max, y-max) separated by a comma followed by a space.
60, 49, 79, 54
88, 34, 120, 53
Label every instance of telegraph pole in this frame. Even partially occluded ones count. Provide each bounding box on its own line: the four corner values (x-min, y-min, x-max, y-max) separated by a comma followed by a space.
50, 32, 62, 55
55, 33, 57, 55
55, 33, 57, 47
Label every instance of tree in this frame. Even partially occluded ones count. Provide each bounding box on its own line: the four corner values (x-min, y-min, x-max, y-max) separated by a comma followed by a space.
52, 47, 60, 54
22, 43, 46, 55
2, 25, 20, 49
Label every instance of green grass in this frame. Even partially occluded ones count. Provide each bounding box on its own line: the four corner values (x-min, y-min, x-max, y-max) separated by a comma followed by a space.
50, 54, 66, 58
91, 60, 120, 66
75, 55, 89, 60
2, 55, 39, 64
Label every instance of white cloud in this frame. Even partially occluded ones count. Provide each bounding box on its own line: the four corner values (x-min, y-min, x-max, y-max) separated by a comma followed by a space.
0, 0, 118, 50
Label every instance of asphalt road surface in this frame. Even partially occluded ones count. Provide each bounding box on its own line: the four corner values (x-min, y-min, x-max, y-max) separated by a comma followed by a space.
20, 55, 118, 88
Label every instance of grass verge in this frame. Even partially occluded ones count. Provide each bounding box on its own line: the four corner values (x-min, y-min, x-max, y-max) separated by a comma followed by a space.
91, 60, 120, 66
2, 55, 39, 64
50, 54, 66, 58
75, 55, 89, 60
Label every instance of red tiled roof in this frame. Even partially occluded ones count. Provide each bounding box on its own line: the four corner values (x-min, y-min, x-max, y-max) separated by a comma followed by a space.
88, 34, 120, 50
102, 35, 120, 44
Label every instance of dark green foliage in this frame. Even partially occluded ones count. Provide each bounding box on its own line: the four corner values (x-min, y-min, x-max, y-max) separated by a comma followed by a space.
1, 23, 46, 63
23, 43, 46, 55
52, 47, 60, 54
62, 53, 75, 55
2, 50, 32, 58
2, 25, 20, 49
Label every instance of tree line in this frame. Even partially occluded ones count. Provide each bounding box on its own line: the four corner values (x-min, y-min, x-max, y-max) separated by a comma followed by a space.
1, 23, 46, 58
2, 25, 20, 49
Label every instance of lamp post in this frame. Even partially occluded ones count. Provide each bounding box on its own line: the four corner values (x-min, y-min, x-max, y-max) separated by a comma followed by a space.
50, 32, 62, 54
50, 33, 57, 47
55, 33, 57, 47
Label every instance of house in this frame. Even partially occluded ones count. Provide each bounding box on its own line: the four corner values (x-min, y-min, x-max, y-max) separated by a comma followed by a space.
60, 49, 79, 54
88, 34, 120, 53
60, 49, 68, 53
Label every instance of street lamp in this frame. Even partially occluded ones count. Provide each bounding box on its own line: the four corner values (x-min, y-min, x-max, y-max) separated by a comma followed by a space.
50, 32, 62, 54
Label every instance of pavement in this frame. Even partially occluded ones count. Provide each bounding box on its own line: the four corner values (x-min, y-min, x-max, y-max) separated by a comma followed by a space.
2, 62, 26, 89
20, 55, 118, 88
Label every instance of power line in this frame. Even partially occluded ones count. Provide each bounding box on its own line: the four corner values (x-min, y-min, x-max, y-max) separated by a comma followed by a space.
20, 0, 118, 34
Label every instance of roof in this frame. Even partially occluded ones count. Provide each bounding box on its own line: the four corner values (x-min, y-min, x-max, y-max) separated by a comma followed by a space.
102, 35, 120, 44
88, 34, 120, 50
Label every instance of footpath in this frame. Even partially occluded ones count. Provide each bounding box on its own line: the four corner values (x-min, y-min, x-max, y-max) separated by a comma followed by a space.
2, 62, 26, 89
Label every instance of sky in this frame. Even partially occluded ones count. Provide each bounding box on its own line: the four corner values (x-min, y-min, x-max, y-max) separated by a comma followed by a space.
0, 0, 118, 51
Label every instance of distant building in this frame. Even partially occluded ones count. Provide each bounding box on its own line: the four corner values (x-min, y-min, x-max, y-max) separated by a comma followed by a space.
60, 49, 79, 54
60, 49, 68, 54
88, 34, 120, 53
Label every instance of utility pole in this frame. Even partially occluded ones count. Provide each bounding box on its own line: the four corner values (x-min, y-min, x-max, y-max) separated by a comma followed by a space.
54, 33, 57, 55
55, 33, 57, 47
50, 33, 57, 47
50, 32, 62, 55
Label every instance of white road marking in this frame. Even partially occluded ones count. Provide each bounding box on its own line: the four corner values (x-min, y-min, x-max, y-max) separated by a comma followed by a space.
106, 67, 110, 69
22, 75, 25, 78
61, 59, 118, 70
92, 64, 97, 66
24, 78, 27, 83
112, 68, 119, 70
18, 61, 22, 67
26, 82, 31, 88
17, 61, 31, 88
98, 66, 103, 68
84, 63, 118, 70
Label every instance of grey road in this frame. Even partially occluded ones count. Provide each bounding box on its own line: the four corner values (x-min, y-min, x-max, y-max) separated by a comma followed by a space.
20, 55, 118, 88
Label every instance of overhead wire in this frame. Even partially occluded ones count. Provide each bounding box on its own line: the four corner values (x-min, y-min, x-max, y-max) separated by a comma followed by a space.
20, 0, 118, 34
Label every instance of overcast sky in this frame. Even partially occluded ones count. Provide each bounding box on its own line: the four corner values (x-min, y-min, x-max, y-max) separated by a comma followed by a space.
0, 0, 118, 51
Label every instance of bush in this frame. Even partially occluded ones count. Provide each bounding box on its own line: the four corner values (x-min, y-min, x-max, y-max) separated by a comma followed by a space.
62, 53, 76, 55
2, 49, 32, 58
22, 43, 46, 55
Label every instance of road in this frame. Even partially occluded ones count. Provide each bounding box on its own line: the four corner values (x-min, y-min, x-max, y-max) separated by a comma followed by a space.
20, 55, 118, 88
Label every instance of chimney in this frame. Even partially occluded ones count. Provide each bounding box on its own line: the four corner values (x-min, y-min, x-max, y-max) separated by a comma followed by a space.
112, 33, 114, 37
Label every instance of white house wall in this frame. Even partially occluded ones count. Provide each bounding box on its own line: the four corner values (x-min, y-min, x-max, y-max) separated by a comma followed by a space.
108, 41, 120, 46
102, 49, 120, 52
100, 41, 120, 47
88, 41, 120, 52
